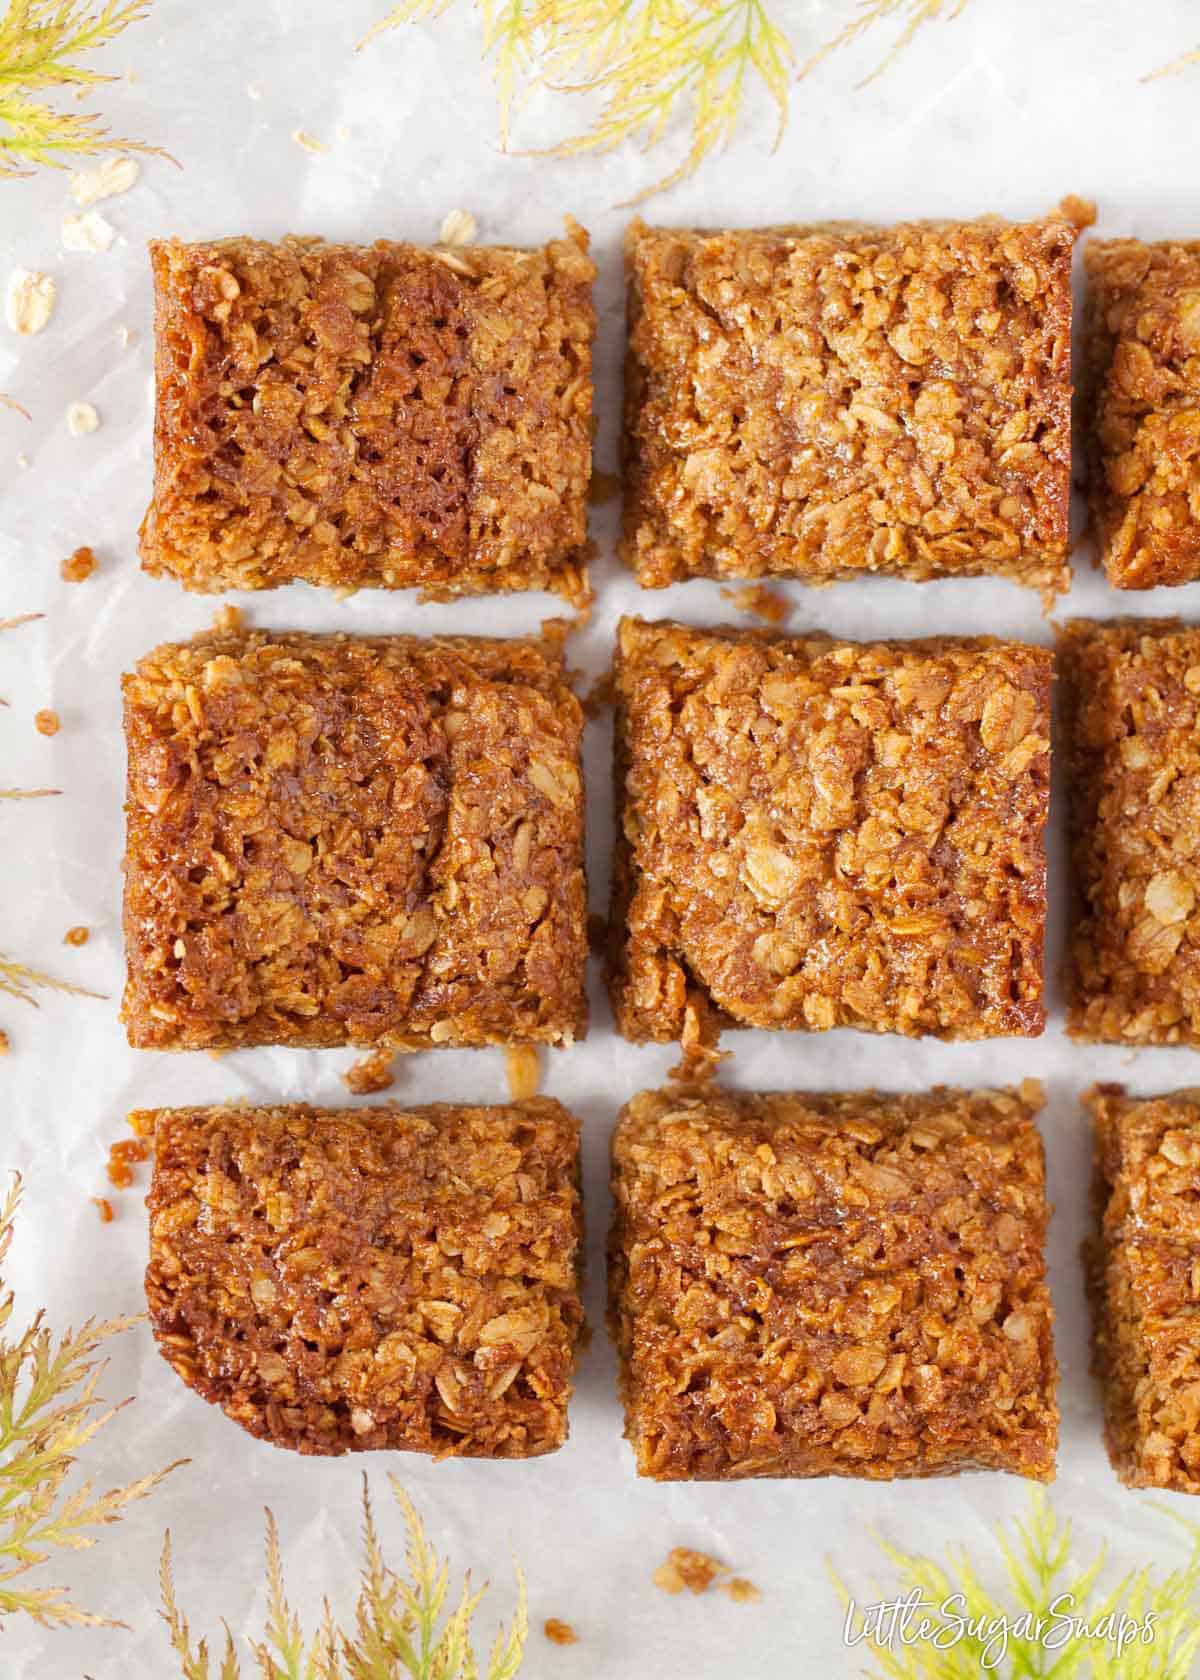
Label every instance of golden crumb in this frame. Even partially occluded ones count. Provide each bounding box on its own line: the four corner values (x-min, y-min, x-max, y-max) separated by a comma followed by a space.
1055, 193, 1098, 230
543, 1618, 579, 1646
34, 709, 60, 737
291, 128, 327, 154
719, 583, 792, 626
667, 996, 728, 1084
653, 1547, 727, 1596
92, 1196, 114, 1224
0, 1029, 9, 1055
342, 1049, 396, 1095
107, 1136, 150, 1190
588, 471, 619, 505
60, 545, 97, 583
212, 603, 244, 635
720, 1578, 762, 1604
63, 926, 89, 947
505, 1046, 541, 1102
582, 669, 615, 719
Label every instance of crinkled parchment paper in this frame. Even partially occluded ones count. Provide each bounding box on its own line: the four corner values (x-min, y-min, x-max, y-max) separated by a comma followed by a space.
3, 2, 1200, 1674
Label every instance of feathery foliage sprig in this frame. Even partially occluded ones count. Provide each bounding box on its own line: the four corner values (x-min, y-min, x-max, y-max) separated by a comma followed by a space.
1145, 45, 1200, 81
365, 0, 968, 200
0, 0, 163, 177
0, 618, 59, 804
834, 1491, 1200, 1679
161, 1474, 528, 1679
799, 0, 967, 85
0, 954, 99, 1004
0, 611, 41, 719
367, 0, 1200, 200
0, 614, 103, 1005
0, 1175, 182, 1629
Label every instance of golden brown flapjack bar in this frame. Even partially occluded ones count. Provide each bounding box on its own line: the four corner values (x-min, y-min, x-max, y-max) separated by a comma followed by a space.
145, 1099, 583, 1458
1083, 239, 1200, 588
610, 1085, 1057, 1482
140, 225, 595, 602
608, 617, 1051, 1045
1061, 618, 1200, 1045
122, 629, 587, 1050
621, 217, 1075, 596
1086, 1084, 1200, 1491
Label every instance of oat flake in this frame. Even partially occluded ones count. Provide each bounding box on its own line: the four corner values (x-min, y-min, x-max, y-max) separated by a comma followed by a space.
5, 270, 57, 336
66, 402, 100, 436
70, 156, 140, 207
61, 211, 117, 254
439, 208, 477, 248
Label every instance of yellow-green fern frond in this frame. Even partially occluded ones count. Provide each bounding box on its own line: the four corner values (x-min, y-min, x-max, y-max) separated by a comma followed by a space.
0, 1175, 182, 1629
161, 1476, 528, 1678
1144, 45, 1200, 82
0, 954, 100, 1004
799, 0, 969, 87
0, 0, 166, 176
536, 0, 794, 204
365, 0, 990, 199
834, 1491, 1200, 1680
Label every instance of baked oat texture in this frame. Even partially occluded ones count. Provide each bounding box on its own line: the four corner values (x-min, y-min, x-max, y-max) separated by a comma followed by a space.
1062, 618, 1200, 1045
140, 225, 595, 602
621, 217, 1075, 595
608, 617, 1051, 1045
1086, 1084, 1200, 1492
610, 1085, 1057, 1481
1084, 239, 1200, 588
122, 629, 587, 1051
145, 1100, 583, 1458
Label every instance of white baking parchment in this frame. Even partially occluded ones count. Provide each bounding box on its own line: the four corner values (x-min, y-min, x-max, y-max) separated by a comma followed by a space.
3, 2, 1200, 1674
